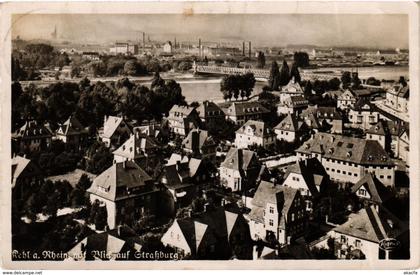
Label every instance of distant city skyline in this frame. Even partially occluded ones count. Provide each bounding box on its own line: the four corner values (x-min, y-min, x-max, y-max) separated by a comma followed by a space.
12, 14, 408, 49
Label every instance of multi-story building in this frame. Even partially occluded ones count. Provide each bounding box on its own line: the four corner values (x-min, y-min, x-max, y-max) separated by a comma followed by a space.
182, 129, 216, 160
161, 207, 251, 259
55, 115, 88, 148
350, 174, 392, 207
87, 160, 158, 229
366, 120, 409, 164
277, 79, 305, 104
248, 181, 306, 244
296, 133, 395, 187
12, 155, 42, 201
274, 114, 308, 143
112, 131, 159, 169
12, 120, 53, 153
167, 105, 201, 137
109, 42, 138, 55
337, 90, 356, 110
282, 158, 329, 212
219, 148, 262, 192
384, 83, 409, 114
222, 101, 270, 125
99, 116, 132, 148
234, 120, 276, 149
195, 100, 225, 125
330, 205, 407, 259
300, 106, 343, 134
348, 99, 379, 130
276, 95, 309, 116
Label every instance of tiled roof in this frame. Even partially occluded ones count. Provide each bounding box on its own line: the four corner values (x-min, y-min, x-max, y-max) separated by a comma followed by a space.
12, 120, 53, 139
333, 205, 408, 243
249, 181, 298, 225
113, 132, 158, 159
388, 84, 409, 99
284, 158, 327, 196
57, 115, 87, 136
301, 106, 342, 120
87, 161, 153, 201
224, 101, 270, 117
102, 116, 131, 139
296, 132, 394, 166
282, 95, 309, 108
182, 129, 215, 152
351, 97, 377, 111
236, 120, 274, 138
366, 120, 408, 137
220, 148, 257, 171
274, 114, 303, 132
350, 174, 392, 204
338, 90, 356, 100
169, 105, 196, 117
281, 80, 304, 94
196, 101, 224, 119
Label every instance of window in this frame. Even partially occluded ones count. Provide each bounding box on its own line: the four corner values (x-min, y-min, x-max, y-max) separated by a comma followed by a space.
326, 167, 330, 171
269, 219, 274, 226
387, 175, 392, 179
355, 239, 361, 248
337, 170, 341, 173
343, 171, 347, 175
359, 189, 366, 196
341, 235, 347, 244
332, 169, 335, 172
269, 207, 274, 214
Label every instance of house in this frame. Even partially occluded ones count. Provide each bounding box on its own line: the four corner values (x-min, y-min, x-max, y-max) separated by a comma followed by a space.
12, 120, 53, 153
67, 226, 142, 261
276, 95, 309, 116
99, 116, 132, 148
195, 100, 225, 125
384, 83, 409, 114
222, 101, 270, 125
219, 148, 262, 192
161, 153, 216, 212
282, 158, 329, 211
163, 41, 173, 53
167, 105, 201, 137
55, 115, 88, 148
112, 131, 160, 169
277, 79, 305, 103
300, 106, 343, 134
274, 114, 308, 143
12, 155, 42, 201
234, 120, 276, 149
161, 207, 252, 259
296, 133, 395, 187
330, 205, 408, 259
248, 181, 306, 245
82, 51, 100, 60
87, 160, 158, 229
348, 98, 379, 130
366, 120, 409, 164
337, 89, 356, 110
182, 129, 216, 160
350, 174, 392, 207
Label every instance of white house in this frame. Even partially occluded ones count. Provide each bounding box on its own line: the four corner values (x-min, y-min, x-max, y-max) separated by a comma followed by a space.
274, 114, 307, 143
235, 120, 275, 149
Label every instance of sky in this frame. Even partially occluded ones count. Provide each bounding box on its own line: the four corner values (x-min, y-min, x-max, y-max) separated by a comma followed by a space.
12, 14, 409, 49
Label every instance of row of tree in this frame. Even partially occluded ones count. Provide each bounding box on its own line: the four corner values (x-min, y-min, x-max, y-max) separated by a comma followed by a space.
220, 73, 256, 101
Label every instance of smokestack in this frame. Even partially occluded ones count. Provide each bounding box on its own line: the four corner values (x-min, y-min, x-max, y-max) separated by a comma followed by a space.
242, 41, 245, 56
143, 32, 145, 48
199, 38, 202, 58
174, 37, 177, 49
248, 41, 251, 58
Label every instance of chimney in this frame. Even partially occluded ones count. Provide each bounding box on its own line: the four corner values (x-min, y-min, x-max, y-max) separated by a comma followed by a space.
198, 38, 202, 58
191, 130, 199, 153
176, 160, 181, 170
221, 198, 226, 206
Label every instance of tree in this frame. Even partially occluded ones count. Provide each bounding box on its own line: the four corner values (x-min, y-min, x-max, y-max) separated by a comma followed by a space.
268, 61, 281, 91
256, 51, 266, 69
290, 62, 301, 83
151, 71, 165, 89
94, 206, 108, 230
366, 77, 381, 86
293, 52, 310, 68
70, 66, 81, 78
279, 60, 290, 86
76, 174, 92, 191
328, 77, 341, 90
399, 76, 407, 87
220, 75, 239, 101
240, 73, 256, 99
341, 71, 352, 89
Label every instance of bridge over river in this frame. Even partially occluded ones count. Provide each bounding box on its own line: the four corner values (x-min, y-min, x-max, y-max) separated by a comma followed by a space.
193, 63, 341, 81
